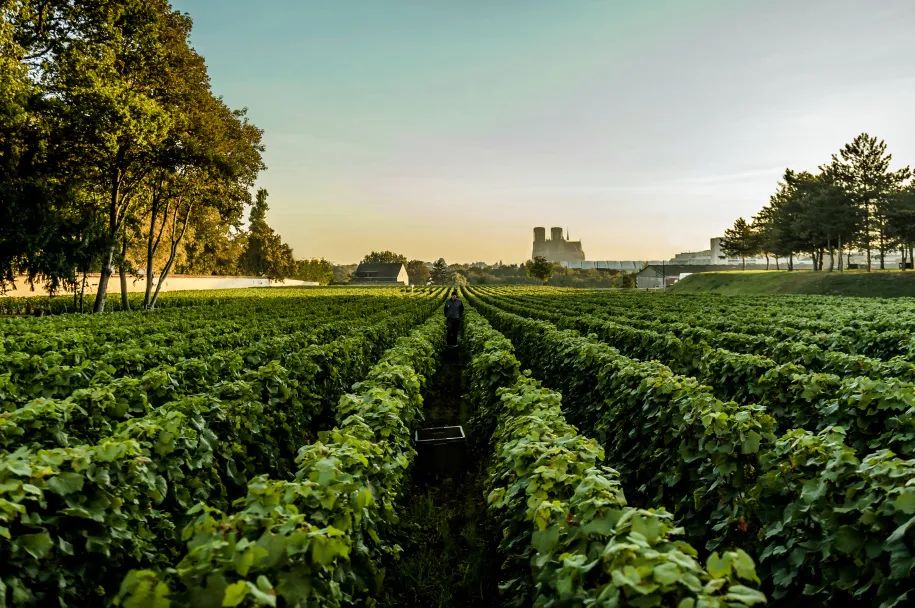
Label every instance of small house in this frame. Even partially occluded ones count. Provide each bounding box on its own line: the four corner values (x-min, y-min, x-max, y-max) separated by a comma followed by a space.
350, 262, 410, 286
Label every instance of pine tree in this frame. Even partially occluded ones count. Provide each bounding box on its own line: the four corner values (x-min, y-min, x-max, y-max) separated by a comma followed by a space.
720, 217, 755, 270
430, 258, 449, 284
825, 133, 909, 270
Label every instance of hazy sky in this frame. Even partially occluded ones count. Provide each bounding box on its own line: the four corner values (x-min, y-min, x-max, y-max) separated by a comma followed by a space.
172, 0, 915, 264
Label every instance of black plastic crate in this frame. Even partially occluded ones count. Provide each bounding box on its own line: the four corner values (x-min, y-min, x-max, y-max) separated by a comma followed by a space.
414, 425, 466, 477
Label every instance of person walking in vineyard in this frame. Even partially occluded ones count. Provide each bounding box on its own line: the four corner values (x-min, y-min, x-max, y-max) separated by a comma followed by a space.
444, 290, 464, 346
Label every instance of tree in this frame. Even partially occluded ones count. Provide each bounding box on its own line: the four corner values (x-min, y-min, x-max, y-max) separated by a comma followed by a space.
751, 169, 863, 272
238, 189, 296, 281
794, 172, 859, 271
406, 259, 430, 285
0, 1, 32, 292
525, 256, 555, 283
138, 17, 263, 308
719, 218, 756, 270
451, 271, 468, 287
1, 0, 269, 306
885, 184, 915, 269
360, 250, 407, 265
177, 207, 245, 275
429, 258, 449, 284
825, 133, 910, 270
754, 172, 809, 270
44, 1, 178, 311
142, 98, 263, 308
332, 264, 356, 284
0, 1, 106, 297
294, 258, 333, 284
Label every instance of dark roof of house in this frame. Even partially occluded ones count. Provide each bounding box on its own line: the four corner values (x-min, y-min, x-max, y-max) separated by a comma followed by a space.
353, 263, 405, 279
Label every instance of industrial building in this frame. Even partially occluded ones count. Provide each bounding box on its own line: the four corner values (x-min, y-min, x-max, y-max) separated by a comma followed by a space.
669, 237, 775, 266
532, 227, 586, 263
670, 237, 820, 268
560, 260, 647, 272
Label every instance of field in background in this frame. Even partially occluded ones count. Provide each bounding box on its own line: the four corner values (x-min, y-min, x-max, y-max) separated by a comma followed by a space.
670, 269, 915, 296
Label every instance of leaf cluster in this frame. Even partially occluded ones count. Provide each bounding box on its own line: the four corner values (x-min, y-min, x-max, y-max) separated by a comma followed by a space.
117, 315, 446, 607
465, 287, 914, 604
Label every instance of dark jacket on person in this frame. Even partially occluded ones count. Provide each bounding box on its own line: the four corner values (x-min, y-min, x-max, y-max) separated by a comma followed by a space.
444, 297, 464, 320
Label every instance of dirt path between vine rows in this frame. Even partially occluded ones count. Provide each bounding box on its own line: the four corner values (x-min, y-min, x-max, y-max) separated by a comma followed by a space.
378, 348, 500, 607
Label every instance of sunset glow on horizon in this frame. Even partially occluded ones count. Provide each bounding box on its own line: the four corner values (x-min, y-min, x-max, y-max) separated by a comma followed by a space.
173, 0, 915, 263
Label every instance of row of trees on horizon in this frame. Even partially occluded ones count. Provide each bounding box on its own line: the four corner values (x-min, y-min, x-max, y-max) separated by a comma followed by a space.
0, 1, 332, 310
721, 133, 915, 271
355, 251, 634, 288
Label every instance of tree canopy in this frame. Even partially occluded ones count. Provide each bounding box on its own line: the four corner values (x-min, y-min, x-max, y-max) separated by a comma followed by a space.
406, 259, 430, 285
720, 218, 756, 270
722, 133, 914, 272
238, 189, 296, 281
429, 258, 450, 284
360, 251, 408, 265
0, 0, 305, 309
294, 258, 334, 285
525, 256, 556, 284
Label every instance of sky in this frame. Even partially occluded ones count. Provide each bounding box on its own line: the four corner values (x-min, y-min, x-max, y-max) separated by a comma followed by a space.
171, 0, 915, 264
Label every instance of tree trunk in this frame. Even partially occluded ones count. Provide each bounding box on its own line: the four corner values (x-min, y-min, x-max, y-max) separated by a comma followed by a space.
148, 202, 194, 310
878, 224, 886, 270
144, 191, 167, 309
79, 271, 86, 313
144, 269, 155, 308
144, 204, 157, 308
765, 253, 770, 270
93, 246, 115, 313
775, 256, 780, 270
119, 234, 130, 311
148, 256, 173, 309
119, 265, 129, 310
789, 253, 794, 271
864, 201, 872, 271
94, 167, 123, 313
838, 235, 843, 272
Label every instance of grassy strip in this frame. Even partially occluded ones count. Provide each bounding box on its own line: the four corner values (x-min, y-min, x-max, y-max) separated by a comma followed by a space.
671, 270, 915, 297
